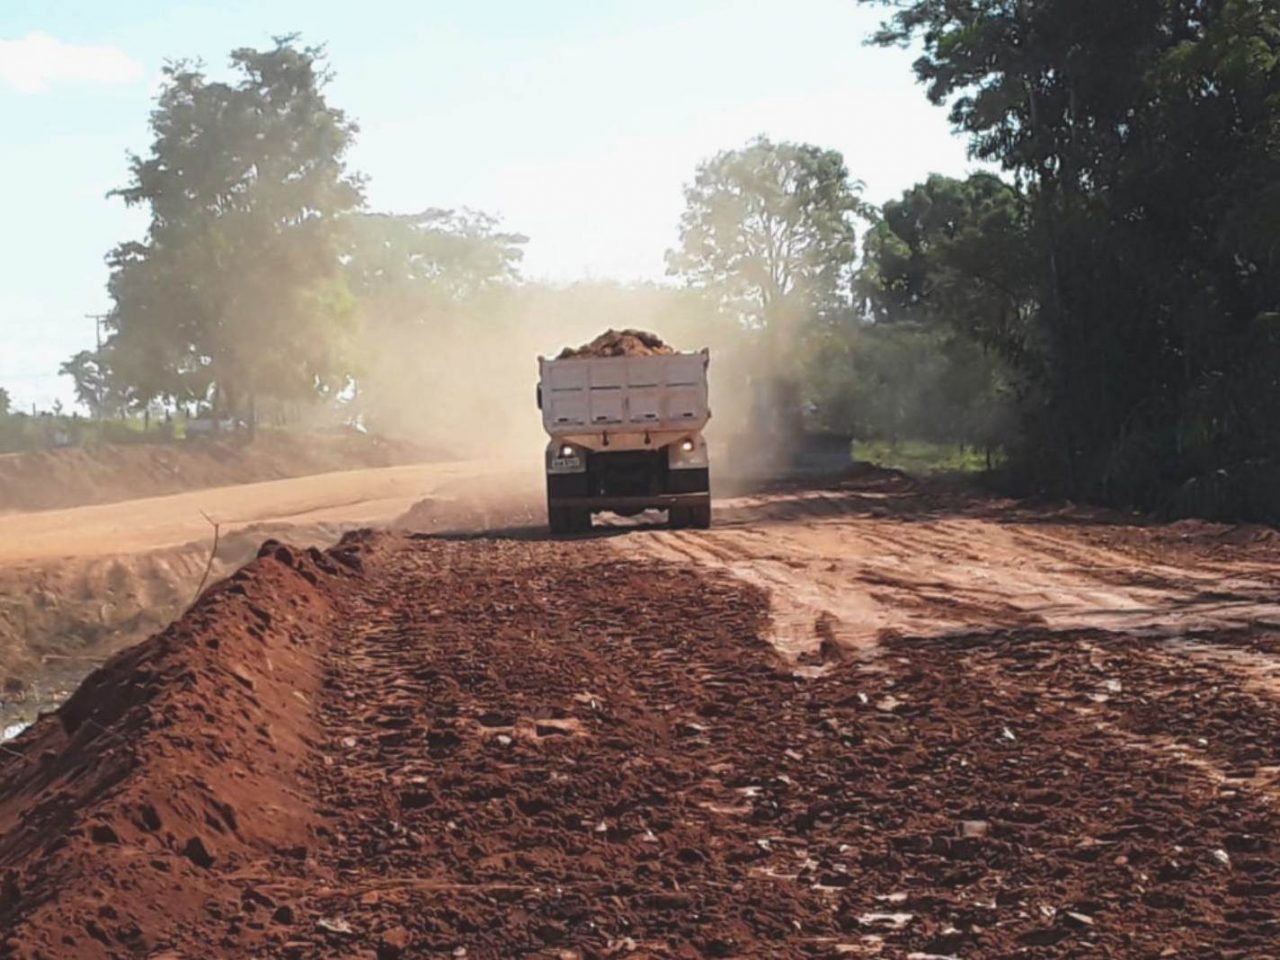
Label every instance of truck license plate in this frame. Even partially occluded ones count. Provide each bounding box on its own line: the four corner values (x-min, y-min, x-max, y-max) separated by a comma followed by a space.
552, 456, 582, 471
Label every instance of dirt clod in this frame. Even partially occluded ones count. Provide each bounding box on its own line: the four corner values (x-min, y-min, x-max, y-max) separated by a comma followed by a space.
377, 926, 411, 959
88, 824, 118, 845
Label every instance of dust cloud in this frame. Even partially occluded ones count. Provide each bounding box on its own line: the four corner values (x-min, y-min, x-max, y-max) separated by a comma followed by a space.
350, 281, 763, 469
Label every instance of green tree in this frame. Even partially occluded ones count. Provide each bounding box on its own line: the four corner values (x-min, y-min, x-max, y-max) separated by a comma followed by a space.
59, 350, 112, 417
791, 174, 1026, 461
0, 387, 10, 418
346, 209, 527, 309
666, 136, 869, 361
99, 36, 363, 424
861, 174, 1037, 375
804, 321, 1012, 453
862, 0, 1280, 513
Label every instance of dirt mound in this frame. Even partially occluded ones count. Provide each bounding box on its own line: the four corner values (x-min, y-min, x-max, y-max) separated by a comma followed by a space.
0, 535, 369, 960
0, 430, 435, 514
389, 463, 545, 536
556, 328, 675, 359
392, 495, 542, 536
0, 520, 350, 730
1162, 517, 1280, 546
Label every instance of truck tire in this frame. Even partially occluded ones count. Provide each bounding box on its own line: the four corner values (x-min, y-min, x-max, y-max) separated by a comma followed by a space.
548, 506, 571, 535
670, 505, 710, 529
550, 506, 592, 535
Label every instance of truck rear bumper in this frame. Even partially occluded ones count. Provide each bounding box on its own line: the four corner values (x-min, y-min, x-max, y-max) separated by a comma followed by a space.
547, 466, 709, 502
547, 493, 711, 511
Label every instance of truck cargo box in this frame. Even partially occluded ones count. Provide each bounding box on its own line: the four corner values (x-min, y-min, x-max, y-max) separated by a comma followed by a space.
537, 348, 712, 533
538, 350, 709, 446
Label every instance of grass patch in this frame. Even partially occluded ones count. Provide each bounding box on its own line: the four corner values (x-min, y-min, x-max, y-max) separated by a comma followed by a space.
856, 440, 998, 476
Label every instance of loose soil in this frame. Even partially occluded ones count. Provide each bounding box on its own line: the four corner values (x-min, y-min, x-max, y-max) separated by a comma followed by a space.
556, 329, 676, 359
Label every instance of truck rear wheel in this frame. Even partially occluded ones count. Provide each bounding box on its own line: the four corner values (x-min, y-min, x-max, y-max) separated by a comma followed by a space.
549, 505, 592, 535
548, 506, 571, 535
670, 505, 711, 529
670, 505, 710, 529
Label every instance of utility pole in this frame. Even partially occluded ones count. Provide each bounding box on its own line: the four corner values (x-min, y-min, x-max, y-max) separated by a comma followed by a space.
83, 313, 111, 420
85, 313, 109, 352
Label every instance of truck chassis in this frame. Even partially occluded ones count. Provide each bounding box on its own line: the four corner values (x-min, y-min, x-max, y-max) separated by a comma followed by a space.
546, 449, 710, 533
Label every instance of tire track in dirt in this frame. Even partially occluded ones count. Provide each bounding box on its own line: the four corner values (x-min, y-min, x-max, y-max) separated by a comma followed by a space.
299, 537, 825, 957
288, 537, 1280, 958
612, 486, 1280, 666
1157, 636, 1280, 717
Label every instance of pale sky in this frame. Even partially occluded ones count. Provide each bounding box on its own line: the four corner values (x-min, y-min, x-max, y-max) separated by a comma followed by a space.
0, 0, 980, 409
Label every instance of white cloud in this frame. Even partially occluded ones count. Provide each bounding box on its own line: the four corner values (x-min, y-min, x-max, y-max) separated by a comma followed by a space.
0, 32, 143, 94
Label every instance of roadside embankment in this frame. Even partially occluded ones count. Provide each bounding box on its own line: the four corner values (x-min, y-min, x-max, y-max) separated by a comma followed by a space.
0, 431, 435, 514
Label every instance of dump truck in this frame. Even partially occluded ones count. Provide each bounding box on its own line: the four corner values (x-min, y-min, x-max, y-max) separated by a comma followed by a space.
538, 334, 711, 534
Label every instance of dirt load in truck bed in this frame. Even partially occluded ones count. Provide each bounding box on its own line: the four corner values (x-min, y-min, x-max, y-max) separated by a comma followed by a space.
556, 328, 676, 359
2, 506, 1279, 958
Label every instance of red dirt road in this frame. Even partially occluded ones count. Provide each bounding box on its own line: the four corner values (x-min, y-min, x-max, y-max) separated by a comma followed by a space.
1, 487, 1278, 957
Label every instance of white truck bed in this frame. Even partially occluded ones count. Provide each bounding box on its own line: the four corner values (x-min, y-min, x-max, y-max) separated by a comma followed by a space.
539, 351, 710, 443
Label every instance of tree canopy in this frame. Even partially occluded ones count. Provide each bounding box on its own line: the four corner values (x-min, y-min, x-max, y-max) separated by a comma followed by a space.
59, 350, 114, 417
100, 36, 363, 419
346, 209, 527, 310
861, 174, 1035, 369
666, 136, 868, 355
860, 0, 1280, 514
